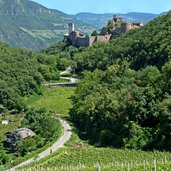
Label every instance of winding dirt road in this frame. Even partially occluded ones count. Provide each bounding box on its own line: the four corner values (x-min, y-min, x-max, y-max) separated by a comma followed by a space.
7, 118, 72, 171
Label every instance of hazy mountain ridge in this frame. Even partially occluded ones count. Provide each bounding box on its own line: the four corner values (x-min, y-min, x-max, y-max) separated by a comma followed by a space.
71, 12, 161, 28
0, 0, 96, 50
0, 0, 166, 50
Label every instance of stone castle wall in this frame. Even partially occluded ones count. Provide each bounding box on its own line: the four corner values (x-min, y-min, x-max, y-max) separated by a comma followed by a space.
67, 33, 112, 47
96, 35, 112, 42
120, 23, 132, 33
89, 36, 96, 46
77, 37, 90, 47
68, 31, 80, 46
66, 16, 143, 47
76, 35, 112, 47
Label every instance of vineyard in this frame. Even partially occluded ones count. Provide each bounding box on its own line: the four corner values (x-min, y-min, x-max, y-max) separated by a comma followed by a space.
20, 147, 171, 171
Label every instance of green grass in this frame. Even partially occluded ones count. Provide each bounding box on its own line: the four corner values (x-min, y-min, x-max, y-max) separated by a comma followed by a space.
25, 86, 75, 115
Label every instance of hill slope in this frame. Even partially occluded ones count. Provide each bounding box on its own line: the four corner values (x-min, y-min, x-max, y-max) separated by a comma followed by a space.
73, 11, 171, 72
0, 0, 96, 50
71, 12, 159, 29
70, 11, 171, 151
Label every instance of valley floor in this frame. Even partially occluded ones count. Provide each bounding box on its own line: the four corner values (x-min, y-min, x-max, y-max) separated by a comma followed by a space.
9, 86, 171, 171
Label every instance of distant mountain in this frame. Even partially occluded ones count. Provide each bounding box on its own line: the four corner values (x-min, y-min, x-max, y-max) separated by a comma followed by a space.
71, 13, 113, 29
120, 12, 159, 22
71, 12, 160, 29
0, 0, 96, 50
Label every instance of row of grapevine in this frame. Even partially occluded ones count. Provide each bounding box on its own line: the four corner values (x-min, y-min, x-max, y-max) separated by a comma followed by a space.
21, 147, 171, 171
19, 159, 171, 171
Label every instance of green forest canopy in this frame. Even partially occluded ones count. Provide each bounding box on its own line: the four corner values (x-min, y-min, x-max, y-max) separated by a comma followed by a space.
70, 11, 171, 151
74, 12, 171, 72
0, 42, 62, 165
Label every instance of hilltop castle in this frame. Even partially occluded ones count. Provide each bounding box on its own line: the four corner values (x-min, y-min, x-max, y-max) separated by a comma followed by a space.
65, 15, 143, 47
111, 15, 143, 34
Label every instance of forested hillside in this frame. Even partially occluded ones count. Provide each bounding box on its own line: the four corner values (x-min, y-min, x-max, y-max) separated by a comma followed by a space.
0, 42, 62, 111
74, 11, 171, 72
0, 42, 63, 165
70, 11, 171, 151
41, 38, 84, 70
0, 43, 41, 111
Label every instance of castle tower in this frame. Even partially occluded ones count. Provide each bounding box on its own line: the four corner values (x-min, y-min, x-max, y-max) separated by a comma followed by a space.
68, 23, 75, 34
120, 22, 132, 33
113, 15, 122, 23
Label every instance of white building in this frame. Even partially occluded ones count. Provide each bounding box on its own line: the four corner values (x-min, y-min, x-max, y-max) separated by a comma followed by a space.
2, 120, 9, 125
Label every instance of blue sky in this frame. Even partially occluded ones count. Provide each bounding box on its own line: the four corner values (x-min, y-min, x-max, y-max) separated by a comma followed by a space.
32, 0, 171, 14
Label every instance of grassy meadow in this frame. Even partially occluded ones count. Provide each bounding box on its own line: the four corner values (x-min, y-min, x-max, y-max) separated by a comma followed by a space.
25, 86, 75, 115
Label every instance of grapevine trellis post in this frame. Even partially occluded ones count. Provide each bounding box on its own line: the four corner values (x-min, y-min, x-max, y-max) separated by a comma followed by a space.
154, 159, 156, 171
143, 160, 146, 171
128, 163, 130, 171
97, 162, 100, 171
164, 156, 167, 164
